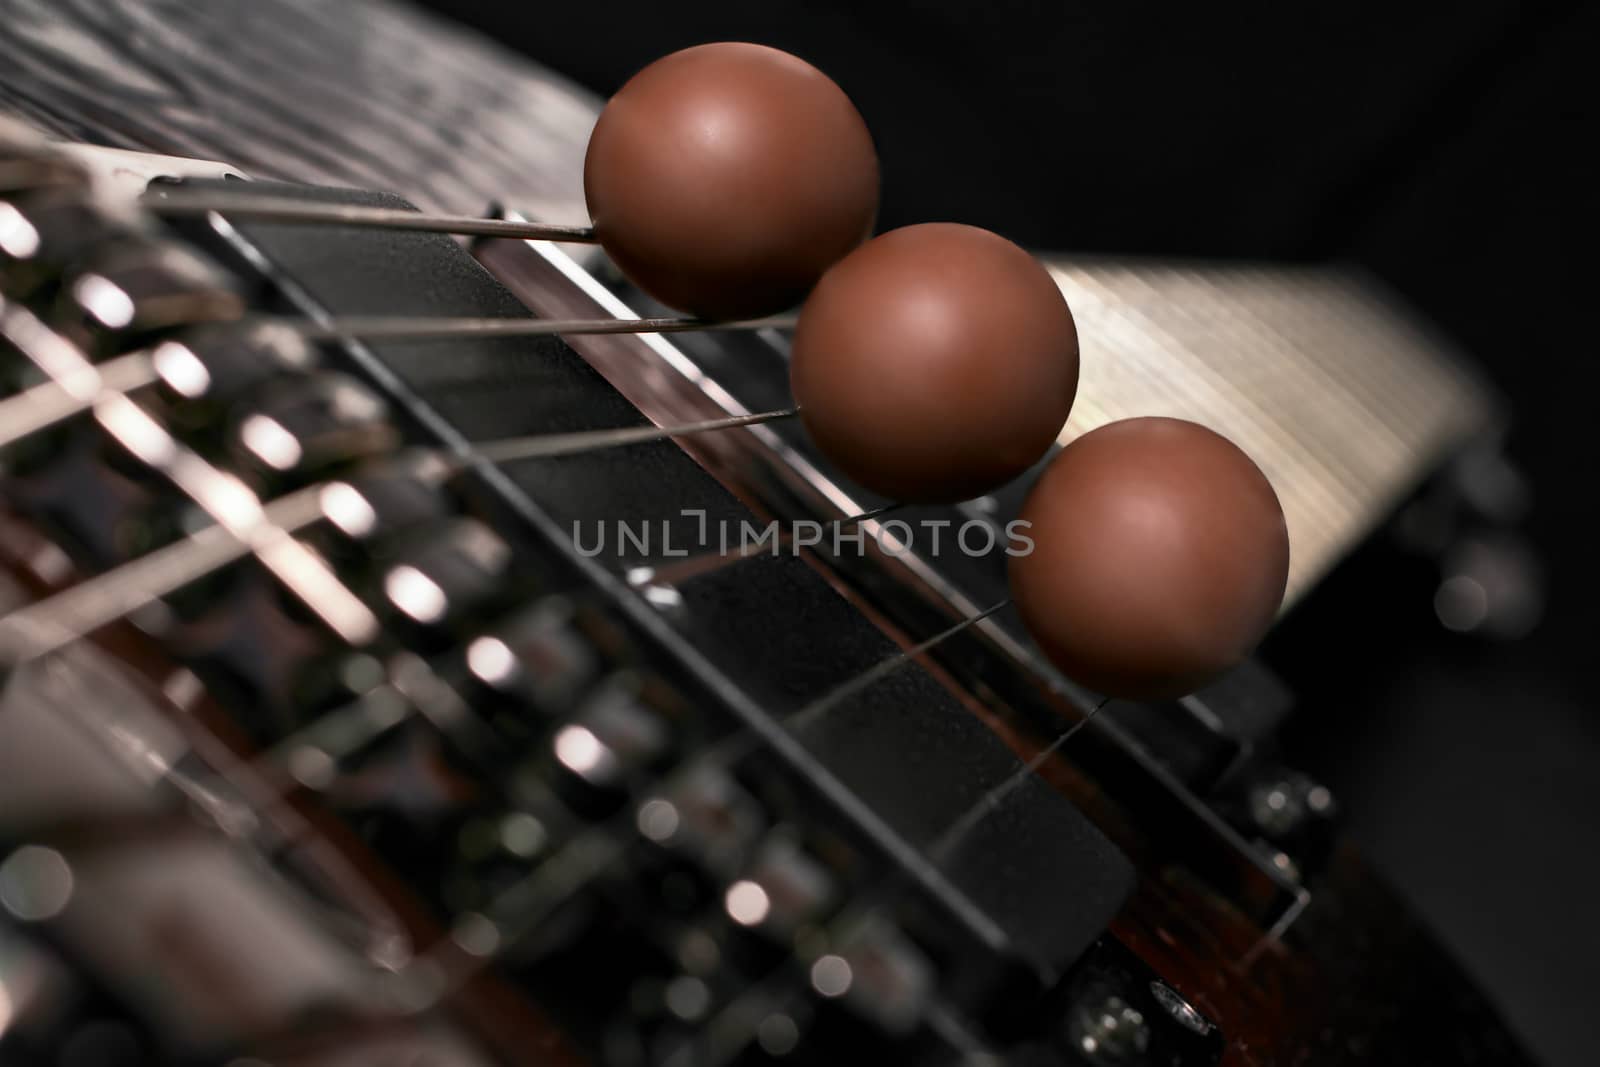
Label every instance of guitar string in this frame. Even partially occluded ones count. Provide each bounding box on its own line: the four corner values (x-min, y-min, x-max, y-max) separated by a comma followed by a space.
141, 188, 600, 243
281, 312, 798, 341
628, 501, 905, 590
0, 307, 800, 456
0, 348, 159, 449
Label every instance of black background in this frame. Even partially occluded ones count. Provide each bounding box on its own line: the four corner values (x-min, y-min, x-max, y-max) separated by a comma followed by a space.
426, 3, 1597, 1061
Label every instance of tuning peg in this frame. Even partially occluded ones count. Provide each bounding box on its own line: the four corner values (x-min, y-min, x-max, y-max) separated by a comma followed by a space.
226, 372, 399, 489
0, 188, 142, 300
376, 517, 518, 647
152, 321, 318, 440
56, 236, 244, 351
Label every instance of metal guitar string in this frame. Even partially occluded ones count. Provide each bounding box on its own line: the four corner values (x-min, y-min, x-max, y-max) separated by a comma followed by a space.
141, 187, 600, 243
629, 501, 906, 590
285, 312, 798, 341
0, 347, 158, 448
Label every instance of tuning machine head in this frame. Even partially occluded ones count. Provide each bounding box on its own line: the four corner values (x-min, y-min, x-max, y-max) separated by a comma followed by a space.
2, 177, 243, 355
0, 186, 144, 301
312, 450, 456, 567
377, 517, 519, 647
151, 321, 318, 437
57, 236, 245, 351
227, 371, 400, 489
458, 598, 599, 722
544, 678, 674, 817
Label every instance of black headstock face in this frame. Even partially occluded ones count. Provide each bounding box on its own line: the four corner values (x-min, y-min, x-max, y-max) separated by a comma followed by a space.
0, 36, 1532, 1067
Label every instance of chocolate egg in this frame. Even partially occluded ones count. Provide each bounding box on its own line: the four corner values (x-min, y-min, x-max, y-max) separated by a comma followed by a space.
1010, 417, 1290, 701
583, 42, 879, 319
790, 223, 1079, 503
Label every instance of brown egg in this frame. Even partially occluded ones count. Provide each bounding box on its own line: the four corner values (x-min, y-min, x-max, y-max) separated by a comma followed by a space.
789, 223, 1079, 503
583, 42, 879, 319
1009, 418, 1290, 701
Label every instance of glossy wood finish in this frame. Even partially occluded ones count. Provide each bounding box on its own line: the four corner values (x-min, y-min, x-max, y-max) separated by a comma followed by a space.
0, 0, 597, 221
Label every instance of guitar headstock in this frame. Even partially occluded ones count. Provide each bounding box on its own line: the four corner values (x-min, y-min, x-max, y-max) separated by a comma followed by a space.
0, 29, 1529, 1067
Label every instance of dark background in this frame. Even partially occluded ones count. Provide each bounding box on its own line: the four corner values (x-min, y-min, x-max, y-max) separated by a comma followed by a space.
425, 3, 1598, 1062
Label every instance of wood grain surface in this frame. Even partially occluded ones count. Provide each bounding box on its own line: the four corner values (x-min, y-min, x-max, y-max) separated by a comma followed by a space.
0, 0, 598, 222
